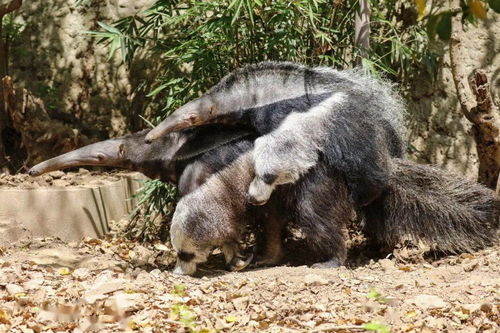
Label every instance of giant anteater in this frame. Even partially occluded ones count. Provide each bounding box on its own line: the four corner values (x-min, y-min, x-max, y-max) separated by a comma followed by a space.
146, 62, 406, 206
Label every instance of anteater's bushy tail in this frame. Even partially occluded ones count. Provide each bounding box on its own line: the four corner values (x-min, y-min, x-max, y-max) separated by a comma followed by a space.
363, 158, 499, 253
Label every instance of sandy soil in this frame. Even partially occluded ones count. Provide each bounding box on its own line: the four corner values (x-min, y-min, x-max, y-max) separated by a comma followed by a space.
0, 170, 124, 189
0, 231, 498, 333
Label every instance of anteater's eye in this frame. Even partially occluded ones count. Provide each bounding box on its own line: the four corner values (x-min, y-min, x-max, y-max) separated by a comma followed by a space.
261, 173, 278, 185
178, 251, 195, 262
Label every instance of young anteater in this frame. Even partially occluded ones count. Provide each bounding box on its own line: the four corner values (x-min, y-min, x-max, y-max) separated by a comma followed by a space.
170, 152, 353, 275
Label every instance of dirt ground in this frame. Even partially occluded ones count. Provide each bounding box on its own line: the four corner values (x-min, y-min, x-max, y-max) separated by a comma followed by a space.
0, 170, 125, 189
0, 228, 498, 333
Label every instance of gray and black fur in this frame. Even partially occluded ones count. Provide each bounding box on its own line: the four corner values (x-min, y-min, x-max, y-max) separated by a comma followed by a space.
146, 62, 406, 206
363, 159, 500, 253
171, 151, 500, 275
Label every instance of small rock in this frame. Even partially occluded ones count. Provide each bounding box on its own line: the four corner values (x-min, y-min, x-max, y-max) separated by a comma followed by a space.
52, 179, 70, 187
461, 303, 481, 313
99, 314, 116, 323
6, 283, 24, 295
36, 310, 57, 324
463, 260, 478, 272
78, 168, 90, 174
83, 279, 128, 304
153, 243, 170, 251
48, 171, 65, 179
130, 246, 155, 266
150, 269, 162, 277
23, 279, 44, 290
72, 268, 90, 280
410, 294, 448, 310
379, 259, 395, 271
304, 274, 329, 286
105, 293, 144, 313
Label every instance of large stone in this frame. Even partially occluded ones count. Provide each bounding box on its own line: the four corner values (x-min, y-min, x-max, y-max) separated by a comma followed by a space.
409, 294, 448, 310
0, 173, 144, 242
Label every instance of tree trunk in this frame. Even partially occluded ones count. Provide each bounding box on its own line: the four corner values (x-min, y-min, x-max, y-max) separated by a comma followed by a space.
449, 14, 500, 190
355, 0, 370, 60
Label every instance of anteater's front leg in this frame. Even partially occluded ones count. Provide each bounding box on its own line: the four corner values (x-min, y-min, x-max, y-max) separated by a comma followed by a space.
222, 242, 253, 272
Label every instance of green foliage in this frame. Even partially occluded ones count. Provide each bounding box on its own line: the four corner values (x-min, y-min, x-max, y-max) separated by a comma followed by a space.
490, 0, 500, 13
126, 179, 178, 241
416, 0, 499, 41
364, 321, 391, 333
2, 13, 25, 43
170, 303, 200, 332
367, 287, 390, 304
91, 1, 433, 116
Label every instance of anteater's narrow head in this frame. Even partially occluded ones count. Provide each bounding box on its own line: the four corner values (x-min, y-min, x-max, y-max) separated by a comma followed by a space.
28, 138, 131, 176
145, 61, 337, 143
145, 96, 218, 143
169, 200, 216, 275
28, 129, 182, 179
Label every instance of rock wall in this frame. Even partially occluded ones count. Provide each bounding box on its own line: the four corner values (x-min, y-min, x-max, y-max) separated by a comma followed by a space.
9, 0, 156, 140
406, 13, 500, 179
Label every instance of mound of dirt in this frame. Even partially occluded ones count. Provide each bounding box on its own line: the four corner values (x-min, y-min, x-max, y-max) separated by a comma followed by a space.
0, 169, 124, 189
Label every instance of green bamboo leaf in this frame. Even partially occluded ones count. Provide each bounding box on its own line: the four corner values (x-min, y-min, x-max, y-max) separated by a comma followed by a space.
436, 12, 452, 40
147, 83, 168, 97
97, 21, 122, 35
108, 38, 119, 60
489, 0, 500, 13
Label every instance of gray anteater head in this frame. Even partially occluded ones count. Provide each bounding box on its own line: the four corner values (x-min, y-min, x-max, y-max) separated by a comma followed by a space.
28, 129, 183, 180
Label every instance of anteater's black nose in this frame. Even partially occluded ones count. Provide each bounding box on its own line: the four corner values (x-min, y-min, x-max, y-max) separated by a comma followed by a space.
28, 169, 38, 176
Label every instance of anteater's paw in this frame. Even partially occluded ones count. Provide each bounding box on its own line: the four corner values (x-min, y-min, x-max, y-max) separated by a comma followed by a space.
247, 177, 274, 206
226, 253, 253, 272
311, 258, 343, 269
252, 254, 284, 268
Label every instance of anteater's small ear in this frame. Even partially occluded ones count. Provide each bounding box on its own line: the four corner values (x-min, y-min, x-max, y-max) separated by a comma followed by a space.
209, 104, 216, 115
119, 144, 126, 158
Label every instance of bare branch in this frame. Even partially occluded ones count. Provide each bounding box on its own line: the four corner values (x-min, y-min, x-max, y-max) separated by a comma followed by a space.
0, 0, 22, 17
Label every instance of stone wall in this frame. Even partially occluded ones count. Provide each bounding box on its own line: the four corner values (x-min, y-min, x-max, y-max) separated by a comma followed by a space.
406, 13, 500, 179
9, 0, 155, 139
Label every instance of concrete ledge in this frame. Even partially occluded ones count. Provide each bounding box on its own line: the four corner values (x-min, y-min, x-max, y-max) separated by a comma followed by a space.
0, 173, 145, 241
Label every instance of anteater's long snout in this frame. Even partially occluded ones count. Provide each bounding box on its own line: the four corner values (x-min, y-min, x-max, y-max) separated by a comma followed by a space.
145, 113, 203, 144
28, 168, 42, 177
145, 99, 208, 143
27, 141, 120, 177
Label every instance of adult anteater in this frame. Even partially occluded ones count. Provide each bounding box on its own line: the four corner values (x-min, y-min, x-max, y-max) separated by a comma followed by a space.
145, 62, 406, 206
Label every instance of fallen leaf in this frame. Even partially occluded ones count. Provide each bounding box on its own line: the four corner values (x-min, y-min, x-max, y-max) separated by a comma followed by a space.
0, 309, 10, 325
225, 315, 239, 323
